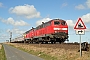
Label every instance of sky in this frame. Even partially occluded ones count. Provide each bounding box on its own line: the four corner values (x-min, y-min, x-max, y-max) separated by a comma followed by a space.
0, 0, 90, 43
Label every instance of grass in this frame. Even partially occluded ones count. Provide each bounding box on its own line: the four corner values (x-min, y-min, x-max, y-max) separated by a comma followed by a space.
8, 43, 90, 60
0, 44, 7, 60
59, 54, 79, 60
18, 47, 57, 60
9, 44, 58, 60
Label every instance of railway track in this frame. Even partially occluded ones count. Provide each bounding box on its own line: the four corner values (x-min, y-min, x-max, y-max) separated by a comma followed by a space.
9, 42, 90, 51
13, 43, 89, 51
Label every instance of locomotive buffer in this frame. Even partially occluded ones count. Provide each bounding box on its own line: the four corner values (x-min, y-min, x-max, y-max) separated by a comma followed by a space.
74, 18, 86, 57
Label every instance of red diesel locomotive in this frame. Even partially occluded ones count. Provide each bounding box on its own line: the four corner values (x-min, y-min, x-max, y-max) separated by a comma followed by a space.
24, 19, 68, 44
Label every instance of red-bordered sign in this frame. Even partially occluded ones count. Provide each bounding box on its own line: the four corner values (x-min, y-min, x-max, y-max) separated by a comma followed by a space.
74, 18, 86, 29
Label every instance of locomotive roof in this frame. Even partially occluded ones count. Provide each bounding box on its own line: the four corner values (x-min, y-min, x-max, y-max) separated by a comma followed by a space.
35, 19, 66, 29
24, 27, 35, 34
24, 19, 66, 33
52, 19, 66, 21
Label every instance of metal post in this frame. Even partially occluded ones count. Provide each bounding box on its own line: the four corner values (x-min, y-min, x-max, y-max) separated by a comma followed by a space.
23, 34, 26, 44
80, 34, 82, 57
24, 39, 26, 44
10, 32, 12, 43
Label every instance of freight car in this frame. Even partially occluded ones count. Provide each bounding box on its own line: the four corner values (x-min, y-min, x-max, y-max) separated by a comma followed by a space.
24, 19, 68, 44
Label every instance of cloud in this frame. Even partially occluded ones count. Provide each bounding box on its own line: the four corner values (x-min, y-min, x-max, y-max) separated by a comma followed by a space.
61, 3, 68, 8
6, 29, 11, 33
2, 17, 29, 26
85, 28, 90, 32
66, 13, 90, 31
66, 13, 90, 28
0, 2, 3, 7
66, 20, 75, 28
12, 28, 25, 34
7, 28, 25, 35
36, 18, 52, 26
75, 0, 90, 10
86, 0, 90, 8
75, 4, 85, 10
9, 4, 41, 19
0, 34, 9, 39
5, 28, 25, 41
81, 13, 90, 23
0, 28, 20, 40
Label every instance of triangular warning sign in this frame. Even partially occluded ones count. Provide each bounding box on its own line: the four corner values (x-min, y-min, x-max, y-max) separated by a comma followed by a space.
74, 18, 86, 29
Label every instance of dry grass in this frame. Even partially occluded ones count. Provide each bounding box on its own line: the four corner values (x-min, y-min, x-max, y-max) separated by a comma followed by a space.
7, 43, 90, 60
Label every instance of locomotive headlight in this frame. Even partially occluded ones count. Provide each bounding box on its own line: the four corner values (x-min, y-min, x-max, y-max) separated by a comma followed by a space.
55, 31, 57, 33
62, 28, 67, 30
54, 28, 60, 30
54, 28, 67, 30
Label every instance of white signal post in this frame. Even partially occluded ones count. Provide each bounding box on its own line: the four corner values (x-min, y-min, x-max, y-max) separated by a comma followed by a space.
74, 18, 86, 57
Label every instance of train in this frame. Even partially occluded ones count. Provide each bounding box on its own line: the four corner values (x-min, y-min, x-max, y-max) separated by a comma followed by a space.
12, 19, 69, 44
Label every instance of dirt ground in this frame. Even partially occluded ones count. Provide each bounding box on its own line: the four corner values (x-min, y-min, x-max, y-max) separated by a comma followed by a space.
6, 43, 90, 60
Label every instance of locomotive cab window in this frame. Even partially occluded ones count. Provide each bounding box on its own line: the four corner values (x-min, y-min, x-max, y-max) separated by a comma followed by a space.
61, 21, 66, 25
54, 21, 60, 25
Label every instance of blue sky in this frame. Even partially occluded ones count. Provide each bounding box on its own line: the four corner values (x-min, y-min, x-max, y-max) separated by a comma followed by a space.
0, 0, 90, 43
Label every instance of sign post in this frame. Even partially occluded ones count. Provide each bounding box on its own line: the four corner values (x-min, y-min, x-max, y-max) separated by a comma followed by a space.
80, 34, 81, 57
74, 18, 86, 57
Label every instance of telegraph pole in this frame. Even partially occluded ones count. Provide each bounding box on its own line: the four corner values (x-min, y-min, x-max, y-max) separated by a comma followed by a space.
10, 31, 12, 43
23, 33, 26, 44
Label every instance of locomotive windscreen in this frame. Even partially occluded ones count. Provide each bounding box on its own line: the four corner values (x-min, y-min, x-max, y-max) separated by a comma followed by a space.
54, 21, 60, 25
61, 21, 66, 25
